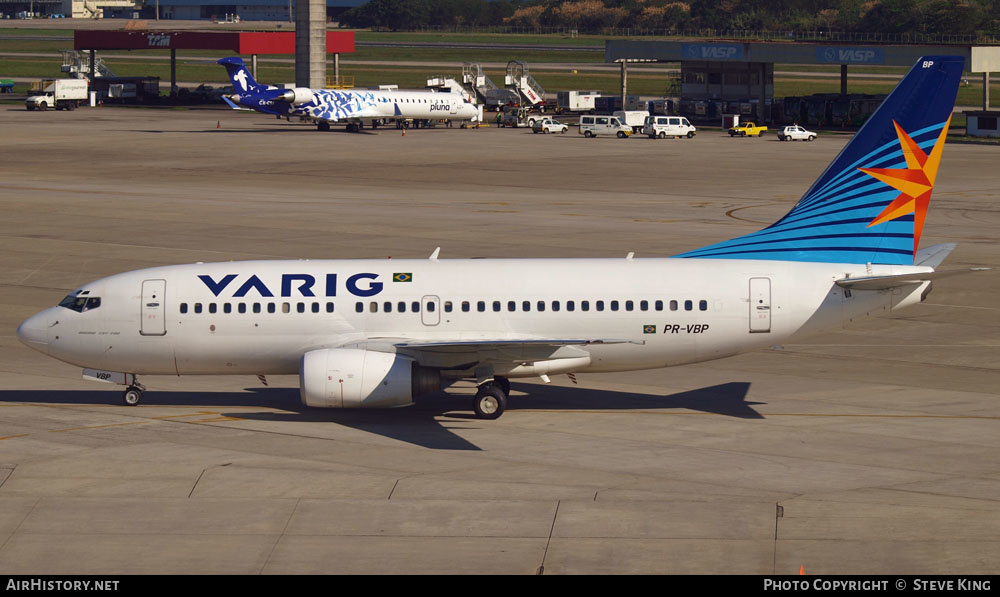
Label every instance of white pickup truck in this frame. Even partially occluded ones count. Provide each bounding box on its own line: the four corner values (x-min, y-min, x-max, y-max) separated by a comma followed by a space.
26, 79, 88, 111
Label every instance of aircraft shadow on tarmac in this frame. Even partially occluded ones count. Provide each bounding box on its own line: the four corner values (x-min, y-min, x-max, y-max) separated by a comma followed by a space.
0, 382, 760, 451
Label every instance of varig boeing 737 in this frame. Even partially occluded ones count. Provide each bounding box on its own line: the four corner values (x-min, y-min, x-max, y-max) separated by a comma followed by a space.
17, 56, 984, 419
217, 57, 481, 131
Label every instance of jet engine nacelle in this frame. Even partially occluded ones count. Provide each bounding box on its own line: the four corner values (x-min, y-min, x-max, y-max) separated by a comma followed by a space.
299, 348, 441, 408
277, 87, 316, 105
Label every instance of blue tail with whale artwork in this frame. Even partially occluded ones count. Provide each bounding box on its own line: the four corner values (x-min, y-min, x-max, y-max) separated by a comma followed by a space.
218, 57, 291, 116
677, 55, 964, 266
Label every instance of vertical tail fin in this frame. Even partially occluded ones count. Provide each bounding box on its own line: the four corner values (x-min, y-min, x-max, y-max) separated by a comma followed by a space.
678, 56, 964, 265
218, 57, 267, 95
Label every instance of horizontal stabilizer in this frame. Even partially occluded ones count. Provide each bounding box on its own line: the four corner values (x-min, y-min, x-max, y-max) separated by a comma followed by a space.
914, 243, 957, 268
221, 95, 249, 111
836, 268, 988, 290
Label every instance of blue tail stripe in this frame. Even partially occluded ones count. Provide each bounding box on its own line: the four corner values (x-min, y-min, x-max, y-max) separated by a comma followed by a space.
804, 122, 944, 202
798, 133, 941, 209
777, 190, 900, 226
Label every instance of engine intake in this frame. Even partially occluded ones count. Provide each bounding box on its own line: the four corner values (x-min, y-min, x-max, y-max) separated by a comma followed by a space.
300, 348, 441, 408
277, 87, 316, 105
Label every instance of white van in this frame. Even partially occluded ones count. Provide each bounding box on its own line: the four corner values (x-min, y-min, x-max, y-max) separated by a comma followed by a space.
644, 115, 697, 139
579, 115, 632, 138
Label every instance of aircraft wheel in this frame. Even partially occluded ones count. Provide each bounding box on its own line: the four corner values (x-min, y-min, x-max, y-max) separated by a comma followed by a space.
123, 386, 142, 406
493, 376, 511, 396
473, 384, 507, 420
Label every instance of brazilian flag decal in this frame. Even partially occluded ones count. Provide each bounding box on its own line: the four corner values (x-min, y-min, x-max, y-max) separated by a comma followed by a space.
643, 325, 656, 334
393, 273, 413, 283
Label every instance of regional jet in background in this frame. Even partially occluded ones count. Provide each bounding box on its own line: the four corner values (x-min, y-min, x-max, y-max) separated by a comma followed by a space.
17, 56, 985, 419
217, 57, 481, 132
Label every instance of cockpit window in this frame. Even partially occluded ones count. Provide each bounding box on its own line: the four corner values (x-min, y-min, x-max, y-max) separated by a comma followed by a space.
58, 295, 101, 313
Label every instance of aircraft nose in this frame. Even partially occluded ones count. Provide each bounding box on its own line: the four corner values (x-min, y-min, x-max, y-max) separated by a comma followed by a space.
16, 311, 51, 353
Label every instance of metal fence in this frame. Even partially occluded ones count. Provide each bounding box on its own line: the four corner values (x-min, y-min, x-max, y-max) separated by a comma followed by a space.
366, 25, 1000, 46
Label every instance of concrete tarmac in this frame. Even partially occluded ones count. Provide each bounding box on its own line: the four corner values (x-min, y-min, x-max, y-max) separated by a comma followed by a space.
0, 106, 997, 575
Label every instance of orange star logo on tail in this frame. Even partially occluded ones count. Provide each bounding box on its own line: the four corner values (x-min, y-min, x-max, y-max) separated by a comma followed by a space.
860, 117, 950, 260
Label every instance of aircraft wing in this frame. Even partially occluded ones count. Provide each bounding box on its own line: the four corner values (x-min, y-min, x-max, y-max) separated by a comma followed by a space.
340, 337, 639, 369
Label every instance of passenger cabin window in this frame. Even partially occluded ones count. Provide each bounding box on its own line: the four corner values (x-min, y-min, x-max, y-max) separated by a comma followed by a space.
699, 300, 708, 311
238, 303, 247, 314
685, 300, 693, 311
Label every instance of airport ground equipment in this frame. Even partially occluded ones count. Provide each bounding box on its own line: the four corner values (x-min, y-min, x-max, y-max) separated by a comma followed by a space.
505, 61, 546, 107
614, 110, 651, 134
61, 50, 117, 80
461, 63, 516, 109
557, 90, 601, 114
25, 79, 87, 111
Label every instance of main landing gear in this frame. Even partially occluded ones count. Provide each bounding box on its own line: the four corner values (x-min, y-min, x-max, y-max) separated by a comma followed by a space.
473, 376, 510, 420
122, 379, 146, 406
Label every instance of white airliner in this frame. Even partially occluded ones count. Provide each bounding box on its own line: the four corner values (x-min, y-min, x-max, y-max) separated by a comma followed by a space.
16, 56, 983, 419
218, 57, 481, 132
